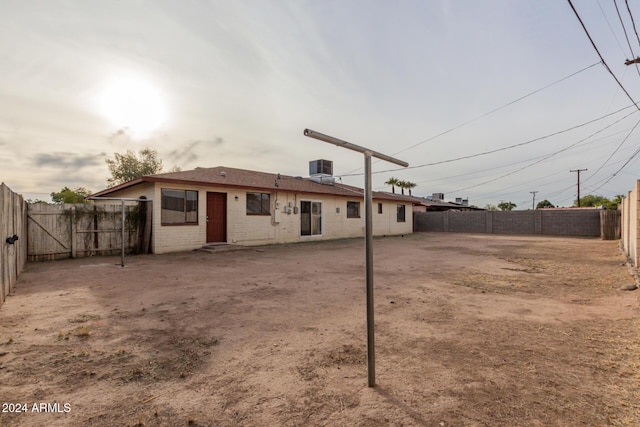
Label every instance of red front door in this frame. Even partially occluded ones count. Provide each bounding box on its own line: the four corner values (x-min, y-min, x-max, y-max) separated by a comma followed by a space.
206, 192, 227, 242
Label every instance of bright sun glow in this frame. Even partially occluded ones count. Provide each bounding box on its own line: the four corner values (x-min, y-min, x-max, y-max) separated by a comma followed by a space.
97, 74, 168, 137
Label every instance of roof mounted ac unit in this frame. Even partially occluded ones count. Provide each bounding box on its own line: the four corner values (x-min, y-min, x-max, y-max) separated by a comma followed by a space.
309, 159, 333, 176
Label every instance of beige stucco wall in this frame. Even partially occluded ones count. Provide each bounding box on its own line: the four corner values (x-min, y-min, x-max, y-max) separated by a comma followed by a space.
621, 180, 640, 268
92, 182, 155, 203
101, 183, 413, 253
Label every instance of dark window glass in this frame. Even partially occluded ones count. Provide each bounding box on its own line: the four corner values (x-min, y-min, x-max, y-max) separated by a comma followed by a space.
397, 204, 406, 222
347, 201, 360, 218
161, 189, 198, 224
246, 192, 270, 215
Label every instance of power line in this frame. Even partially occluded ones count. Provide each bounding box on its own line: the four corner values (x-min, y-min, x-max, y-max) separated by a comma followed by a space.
614, 0, 638, 58
588, 144, 640, 193
445, 109, 635, 194
389, 63, 601, 157
597, 0, 627, 56
339, 105, 636, 178
338, 61, 601, 176
614, 0, 640, 77
625, 0, 640, 47
566, 151, 639, 197
567, 0, 640, 111
585, 116, 640, 179
400, 123, 637, 191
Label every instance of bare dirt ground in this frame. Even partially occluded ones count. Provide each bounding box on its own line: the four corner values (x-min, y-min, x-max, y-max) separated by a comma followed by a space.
1, 233, 639, 427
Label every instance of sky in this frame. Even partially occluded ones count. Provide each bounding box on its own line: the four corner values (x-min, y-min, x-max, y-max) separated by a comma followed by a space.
1, 0, 640, 208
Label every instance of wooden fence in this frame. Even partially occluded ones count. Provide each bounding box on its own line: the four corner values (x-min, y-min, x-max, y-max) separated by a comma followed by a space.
1, 183, 27, 308
600, 210, 621, 240
27, 202, 152, 262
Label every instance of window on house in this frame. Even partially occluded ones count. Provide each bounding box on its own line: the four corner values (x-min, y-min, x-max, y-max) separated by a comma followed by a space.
246, 192, 270, 215
378, 203, 383, 214
397, 204, 406, 222
161, 189, 198, 225
347, 201, 360, 218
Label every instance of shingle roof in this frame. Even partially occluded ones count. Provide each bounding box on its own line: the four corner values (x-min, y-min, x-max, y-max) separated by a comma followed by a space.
91, 166, 418, 203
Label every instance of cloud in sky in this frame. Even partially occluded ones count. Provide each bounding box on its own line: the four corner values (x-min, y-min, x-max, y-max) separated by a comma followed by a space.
31, 152, 105, 170
1, 1, 639, 207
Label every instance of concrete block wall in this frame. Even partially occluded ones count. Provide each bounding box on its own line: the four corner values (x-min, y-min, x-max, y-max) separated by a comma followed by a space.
415, 209, 602, 237
448, 211, 490, 233
540, 210, 600, 236
492, 211, 536, 234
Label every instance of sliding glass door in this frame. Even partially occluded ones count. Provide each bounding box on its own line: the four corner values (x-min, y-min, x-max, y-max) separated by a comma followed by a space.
300, 201, 322, 236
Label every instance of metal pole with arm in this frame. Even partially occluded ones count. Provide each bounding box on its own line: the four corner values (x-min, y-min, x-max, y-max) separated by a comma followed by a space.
303, 129, 408, 387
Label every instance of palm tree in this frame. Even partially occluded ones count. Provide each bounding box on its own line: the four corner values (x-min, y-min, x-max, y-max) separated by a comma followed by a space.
385, 177, 400, 194
396, 180, 407, 195
405, 181, 417, 196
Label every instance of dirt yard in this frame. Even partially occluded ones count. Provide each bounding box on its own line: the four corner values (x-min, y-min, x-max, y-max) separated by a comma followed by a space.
1, 233, 639, 426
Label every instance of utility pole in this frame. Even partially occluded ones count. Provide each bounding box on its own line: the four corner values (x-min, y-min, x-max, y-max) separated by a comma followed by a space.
570, 168, 587, 207
530, 191, 538, 210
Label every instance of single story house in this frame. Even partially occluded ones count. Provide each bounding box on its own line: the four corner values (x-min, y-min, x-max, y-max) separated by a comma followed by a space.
90, 165, 416, 254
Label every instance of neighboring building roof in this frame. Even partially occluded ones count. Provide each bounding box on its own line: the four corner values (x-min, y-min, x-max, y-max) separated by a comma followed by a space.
91, 166, 418, 203
414, 197, 485, 211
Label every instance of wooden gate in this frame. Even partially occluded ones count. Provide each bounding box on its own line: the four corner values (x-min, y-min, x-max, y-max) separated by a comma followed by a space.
600, 209, 621, 240
27, 203, 151, 261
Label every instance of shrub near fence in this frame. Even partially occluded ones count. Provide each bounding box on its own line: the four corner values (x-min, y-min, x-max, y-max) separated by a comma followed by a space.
414, 208, 617, 238
0, 183, 27, 308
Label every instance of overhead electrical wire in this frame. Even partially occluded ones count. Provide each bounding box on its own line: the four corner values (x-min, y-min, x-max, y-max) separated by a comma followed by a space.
625, 0, 640, 47
597, 0, 627, 56
567, 0, 640, 111
446, 109, 637, 194
614, 0, 640, 78
338, 61, 601, 176
338, 105, 636, 178
375, 122, 638, 192
442, 1, 640, 205
387, 63, 602, 157
584, 117, 640, 180
588, 144, 640, 193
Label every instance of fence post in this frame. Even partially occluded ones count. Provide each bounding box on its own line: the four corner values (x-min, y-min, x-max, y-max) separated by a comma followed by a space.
70, 206, 77, 258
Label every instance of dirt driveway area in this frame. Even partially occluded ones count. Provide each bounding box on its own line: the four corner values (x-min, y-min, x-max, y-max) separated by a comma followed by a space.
1, 233, 639, 426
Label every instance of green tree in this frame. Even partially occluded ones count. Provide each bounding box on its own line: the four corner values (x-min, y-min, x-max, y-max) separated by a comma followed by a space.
611, 194, 624, 209
484, 204, 498, 211
384, 177, 400, 194
50, 187, 92, 203
498, 201, 517, 211
106, 148, 163, 187
536, 199, 555, 209
574, 194, 622, 209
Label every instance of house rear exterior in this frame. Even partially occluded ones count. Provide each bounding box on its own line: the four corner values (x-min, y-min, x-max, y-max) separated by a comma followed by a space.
90, 165, 414, 254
